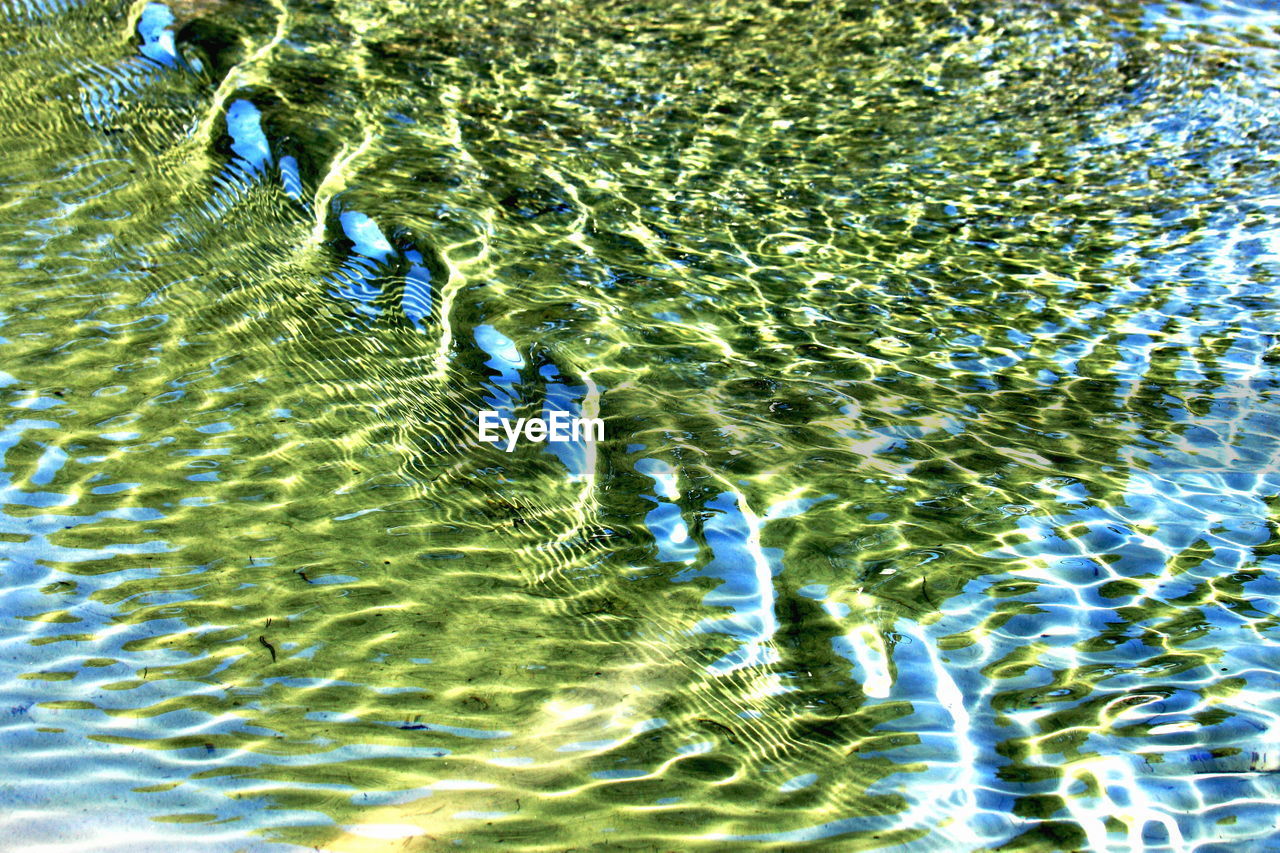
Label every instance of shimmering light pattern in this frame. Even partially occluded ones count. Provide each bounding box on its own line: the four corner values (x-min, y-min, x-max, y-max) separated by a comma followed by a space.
0, 0, 1277, 849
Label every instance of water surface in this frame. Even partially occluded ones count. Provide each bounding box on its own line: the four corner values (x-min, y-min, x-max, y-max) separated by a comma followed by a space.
0, 0, 1278, 849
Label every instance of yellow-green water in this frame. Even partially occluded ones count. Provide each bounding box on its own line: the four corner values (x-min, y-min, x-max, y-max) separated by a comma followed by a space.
0, 0, 1278, 849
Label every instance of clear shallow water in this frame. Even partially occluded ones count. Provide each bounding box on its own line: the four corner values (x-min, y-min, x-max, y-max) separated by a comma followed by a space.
0, 0, 1278, 849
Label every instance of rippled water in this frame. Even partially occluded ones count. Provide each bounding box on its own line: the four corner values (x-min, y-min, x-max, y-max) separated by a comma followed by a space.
1, 0, 1278, 849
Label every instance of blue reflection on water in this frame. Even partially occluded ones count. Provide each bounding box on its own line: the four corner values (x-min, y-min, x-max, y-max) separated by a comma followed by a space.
538, 361, 592, 481
474, 324, 522, 421
137, 3, 180, 68
635, 458, 696, 565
